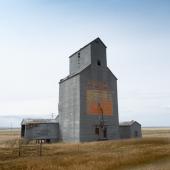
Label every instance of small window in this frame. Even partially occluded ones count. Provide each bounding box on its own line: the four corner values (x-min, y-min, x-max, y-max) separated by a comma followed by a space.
78, 52, 80, 64
95, 40, 99, 44
95, 127, 99, 135
97, 60, 101, 66
78, 52, 80, 58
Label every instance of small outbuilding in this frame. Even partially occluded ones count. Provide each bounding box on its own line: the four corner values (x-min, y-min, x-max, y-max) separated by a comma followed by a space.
119, 120, 142, 139
21, 119, 59, 143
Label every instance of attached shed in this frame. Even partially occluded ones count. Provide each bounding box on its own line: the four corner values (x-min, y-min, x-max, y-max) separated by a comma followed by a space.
119, 120, 142, 139
21, 119, 59, 143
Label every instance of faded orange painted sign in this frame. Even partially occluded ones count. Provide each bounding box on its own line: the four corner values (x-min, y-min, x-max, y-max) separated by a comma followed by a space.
86, 81, 113, 116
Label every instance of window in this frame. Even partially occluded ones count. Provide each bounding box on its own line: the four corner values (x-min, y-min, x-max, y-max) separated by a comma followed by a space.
78, 52, 80, 58
78, 52, 80, 64
95, 39, 99, 44
97, 60, 101, 66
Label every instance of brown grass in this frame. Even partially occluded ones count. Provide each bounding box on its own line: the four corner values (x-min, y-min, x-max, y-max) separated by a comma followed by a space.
0, 128, 170, 170
0, 138, 170, 170
142, 127, 170, 138
0, 129, 20, 145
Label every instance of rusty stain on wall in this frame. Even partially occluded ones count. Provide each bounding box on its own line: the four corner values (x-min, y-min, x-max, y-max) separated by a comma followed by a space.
86, 81, 113, 116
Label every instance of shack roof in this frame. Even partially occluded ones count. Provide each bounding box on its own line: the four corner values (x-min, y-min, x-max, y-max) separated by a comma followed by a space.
21, 119, 58, 125
119, 120, 141, 127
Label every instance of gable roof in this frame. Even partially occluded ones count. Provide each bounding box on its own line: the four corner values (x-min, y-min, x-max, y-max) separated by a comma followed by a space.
59, 64, 118, 84
59, 64, 91, 83
69, 37, 107, 58
21, 119, 58, 125
119, 120, 141, 126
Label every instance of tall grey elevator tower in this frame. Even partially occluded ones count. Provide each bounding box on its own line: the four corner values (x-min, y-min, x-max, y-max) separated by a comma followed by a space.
58, 38, 120, 142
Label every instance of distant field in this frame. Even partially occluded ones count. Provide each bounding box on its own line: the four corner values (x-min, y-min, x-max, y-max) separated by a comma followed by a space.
142, 127, 170, 138
0, 128, 170, 170
0, 128, 20, 144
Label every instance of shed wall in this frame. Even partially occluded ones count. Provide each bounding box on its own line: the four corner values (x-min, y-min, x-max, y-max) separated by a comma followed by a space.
130, 123, 142, 138
119, 123, 142, 139
24, 123, 59, 141
119, 126, 131, 139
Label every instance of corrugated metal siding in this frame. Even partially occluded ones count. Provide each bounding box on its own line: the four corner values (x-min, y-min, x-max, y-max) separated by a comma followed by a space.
79, 47, 120, 141
130, 123, 142, 138
69, 44, 91, 75
119, 122, 142, 139
119, 126, 131, 139
59, 75, 80, 142
24, 123, 59, 140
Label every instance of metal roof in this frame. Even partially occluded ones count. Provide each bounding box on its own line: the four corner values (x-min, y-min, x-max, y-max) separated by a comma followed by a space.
21, 119, 58, 125
59, 65, 118, 84
119, 120, 140, 126
69, 37, 107, 58
56, 115, 59, 123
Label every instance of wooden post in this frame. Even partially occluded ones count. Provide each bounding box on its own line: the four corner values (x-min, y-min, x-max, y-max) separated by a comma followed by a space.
39, 143, 42, 156
77, 143, 79, 153
18, 139, 21, 157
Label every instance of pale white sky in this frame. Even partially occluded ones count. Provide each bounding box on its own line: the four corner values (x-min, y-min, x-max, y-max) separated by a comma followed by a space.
0, 0, 170, 127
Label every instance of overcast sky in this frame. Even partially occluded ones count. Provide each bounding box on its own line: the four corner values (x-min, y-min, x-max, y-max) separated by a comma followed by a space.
0, 0, 170, 127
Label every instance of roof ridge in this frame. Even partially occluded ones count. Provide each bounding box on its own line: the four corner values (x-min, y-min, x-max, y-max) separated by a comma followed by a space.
69, 37, 106, 58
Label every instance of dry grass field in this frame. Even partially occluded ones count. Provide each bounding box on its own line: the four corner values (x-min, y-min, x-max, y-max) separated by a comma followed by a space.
0, 129, 20, 145
0, 128, 170, 170
142, 127, 170, 138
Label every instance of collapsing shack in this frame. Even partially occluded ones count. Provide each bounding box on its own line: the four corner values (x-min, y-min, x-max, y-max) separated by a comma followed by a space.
21, 119, 59, 143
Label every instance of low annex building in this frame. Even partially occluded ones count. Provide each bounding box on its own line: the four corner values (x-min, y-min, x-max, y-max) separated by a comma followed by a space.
21, 38, 142, 142
119, 120, 142, 139
21, 119, 59, 142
